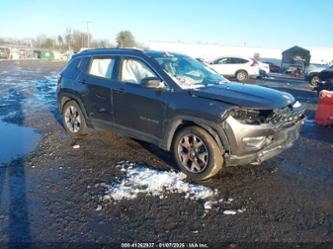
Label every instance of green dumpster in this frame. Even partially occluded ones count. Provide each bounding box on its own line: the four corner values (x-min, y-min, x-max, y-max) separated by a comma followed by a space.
39, 51, 55, 60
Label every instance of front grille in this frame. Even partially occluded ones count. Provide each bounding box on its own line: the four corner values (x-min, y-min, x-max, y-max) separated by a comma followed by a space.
270, 106, 305, 125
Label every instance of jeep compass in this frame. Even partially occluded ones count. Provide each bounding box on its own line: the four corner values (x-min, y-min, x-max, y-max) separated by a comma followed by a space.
57, 48, 305, 180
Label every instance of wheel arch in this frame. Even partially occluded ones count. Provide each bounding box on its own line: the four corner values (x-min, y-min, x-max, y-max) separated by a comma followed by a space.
163, 117, 229, 153
310, 72, 319, 79
308, 73, 320, 85
235, 69, 248, 77
58, 93, 90, 126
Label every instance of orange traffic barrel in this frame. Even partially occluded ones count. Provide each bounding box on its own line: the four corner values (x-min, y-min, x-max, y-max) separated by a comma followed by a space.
315, 90, 333, 125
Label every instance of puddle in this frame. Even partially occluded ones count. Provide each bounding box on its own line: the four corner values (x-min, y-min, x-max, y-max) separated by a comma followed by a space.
0, 120, 40, 166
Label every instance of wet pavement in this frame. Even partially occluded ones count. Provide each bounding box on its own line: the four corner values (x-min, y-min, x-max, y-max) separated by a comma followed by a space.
0, 120, 40, 165
0, 60, 332, 248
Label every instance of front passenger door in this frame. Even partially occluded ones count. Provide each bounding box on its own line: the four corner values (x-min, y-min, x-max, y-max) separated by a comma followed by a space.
112, 57, 168, 142
211, 57, 233, 75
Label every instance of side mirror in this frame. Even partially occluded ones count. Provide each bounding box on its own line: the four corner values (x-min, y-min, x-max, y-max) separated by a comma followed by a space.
141, 77, 165, 89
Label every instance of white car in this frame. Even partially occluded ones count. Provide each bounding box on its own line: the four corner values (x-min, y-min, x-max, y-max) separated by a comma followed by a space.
210, 56, 259, 82
258, 60, 270, 76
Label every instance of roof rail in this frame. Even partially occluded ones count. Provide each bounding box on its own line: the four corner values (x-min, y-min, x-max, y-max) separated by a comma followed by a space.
122, 47, 144, 51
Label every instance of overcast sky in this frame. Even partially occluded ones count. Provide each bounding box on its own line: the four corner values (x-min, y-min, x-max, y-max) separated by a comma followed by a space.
1, 0, 332, 49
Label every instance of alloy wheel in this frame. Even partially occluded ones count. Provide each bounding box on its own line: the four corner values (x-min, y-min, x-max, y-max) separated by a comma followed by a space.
64, 105, 81, 133
177, 134, 209, 173
237, 71, 247, 81
311, 76, 319, 86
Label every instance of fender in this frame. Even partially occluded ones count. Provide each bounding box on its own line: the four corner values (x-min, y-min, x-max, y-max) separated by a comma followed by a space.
58, 91, 91, 127
162, 115, 230, 153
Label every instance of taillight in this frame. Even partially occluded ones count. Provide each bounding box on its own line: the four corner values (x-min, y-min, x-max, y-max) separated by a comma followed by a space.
250, 59, 257, 67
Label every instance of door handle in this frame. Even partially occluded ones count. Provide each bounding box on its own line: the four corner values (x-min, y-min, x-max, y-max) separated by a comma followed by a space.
115, 88, 126, 94
78, 79, 87, 84
96, 93, 107, 100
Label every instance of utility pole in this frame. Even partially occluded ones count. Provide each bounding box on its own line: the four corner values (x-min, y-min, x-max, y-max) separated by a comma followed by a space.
86, 21, 91, 48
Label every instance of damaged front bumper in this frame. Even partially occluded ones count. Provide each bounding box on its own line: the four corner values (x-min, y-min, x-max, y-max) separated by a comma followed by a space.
222, 108, 306, 166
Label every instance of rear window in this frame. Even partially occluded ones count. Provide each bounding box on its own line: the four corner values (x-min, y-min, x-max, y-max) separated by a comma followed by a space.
61, 57, 81, 79
78, 57, 90, 72
88, 58, 115, 79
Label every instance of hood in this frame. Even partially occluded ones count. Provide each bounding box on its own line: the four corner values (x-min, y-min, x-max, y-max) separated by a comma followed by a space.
319, 68, 333, 81
189, 82, 295, 109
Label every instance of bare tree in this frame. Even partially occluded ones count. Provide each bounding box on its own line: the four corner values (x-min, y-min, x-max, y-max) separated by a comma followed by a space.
57, 35, 63, 48
70, 30, 91, 51
0, 28, 144, 52
35, 34, 47, 48
64, 28, 72, 50
90, 39, 114, 48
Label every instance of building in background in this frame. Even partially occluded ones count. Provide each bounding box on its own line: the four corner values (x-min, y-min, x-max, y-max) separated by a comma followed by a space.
0, 46, 11, 59
281, 46, 311, 72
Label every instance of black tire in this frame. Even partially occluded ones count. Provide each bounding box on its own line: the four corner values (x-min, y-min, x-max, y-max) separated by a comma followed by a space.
236, 70, 248, 82
62, 100, 89, 136
173, 126, 223, 180
309, 75, 319, 86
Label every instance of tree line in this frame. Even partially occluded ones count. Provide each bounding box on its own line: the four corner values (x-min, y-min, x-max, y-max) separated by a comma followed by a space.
0, 29, 146, 51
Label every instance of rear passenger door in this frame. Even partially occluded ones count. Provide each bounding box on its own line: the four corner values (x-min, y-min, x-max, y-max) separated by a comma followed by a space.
77, 56, 118, 122
211, 57, 233, 75
112, 57, 167, 142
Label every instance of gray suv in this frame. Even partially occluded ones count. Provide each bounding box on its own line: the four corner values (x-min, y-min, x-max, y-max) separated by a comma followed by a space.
57, 48, 306, 180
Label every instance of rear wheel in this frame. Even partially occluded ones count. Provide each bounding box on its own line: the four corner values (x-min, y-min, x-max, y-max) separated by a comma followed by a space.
62, 100, 88, 136
236, 70, 248, 82
309, 75, 320, 86
173, 126, 223, 180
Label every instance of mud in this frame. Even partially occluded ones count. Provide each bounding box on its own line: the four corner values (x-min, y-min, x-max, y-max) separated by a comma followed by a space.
0, 60, 332, 248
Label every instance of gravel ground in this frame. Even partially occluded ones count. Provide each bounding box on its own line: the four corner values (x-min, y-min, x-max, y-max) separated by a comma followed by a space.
0, 60, 332, 248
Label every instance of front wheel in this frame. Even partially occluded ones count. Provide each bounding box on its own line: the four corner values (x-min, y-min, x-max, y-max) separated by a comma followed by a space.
62, 100, 89, 136
173, 126, 223, 181
236, 70, 248, 82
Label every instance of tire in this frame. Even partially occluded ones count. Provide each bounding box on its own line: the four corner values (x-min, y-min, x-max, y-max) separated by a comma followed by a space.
62, 100, 89, 136
309, 75, 319, 86
236, 70, 248, 82
173, 126, 223, 181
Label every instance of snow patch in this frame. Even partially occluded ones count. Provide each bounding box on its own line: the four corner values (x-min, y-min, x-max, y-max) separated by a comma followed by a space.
223, 210, 237, 215
95, 162, 246, 214
98, 162, 224, 211
223, 208, 246, 215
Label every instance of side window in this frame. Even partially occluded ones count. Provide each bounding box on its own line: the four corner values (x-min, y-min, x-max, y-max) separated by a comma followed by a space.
231, 58, 248, 64
217, 58, 228, 64
89, 58, 115, 79
121, 59, 157, 84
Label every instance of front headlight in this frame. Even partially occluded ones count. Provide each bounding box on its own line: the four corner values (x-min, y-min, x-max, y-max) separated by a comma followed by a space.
229, 109, 262, 125
292, 101, 301, 108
